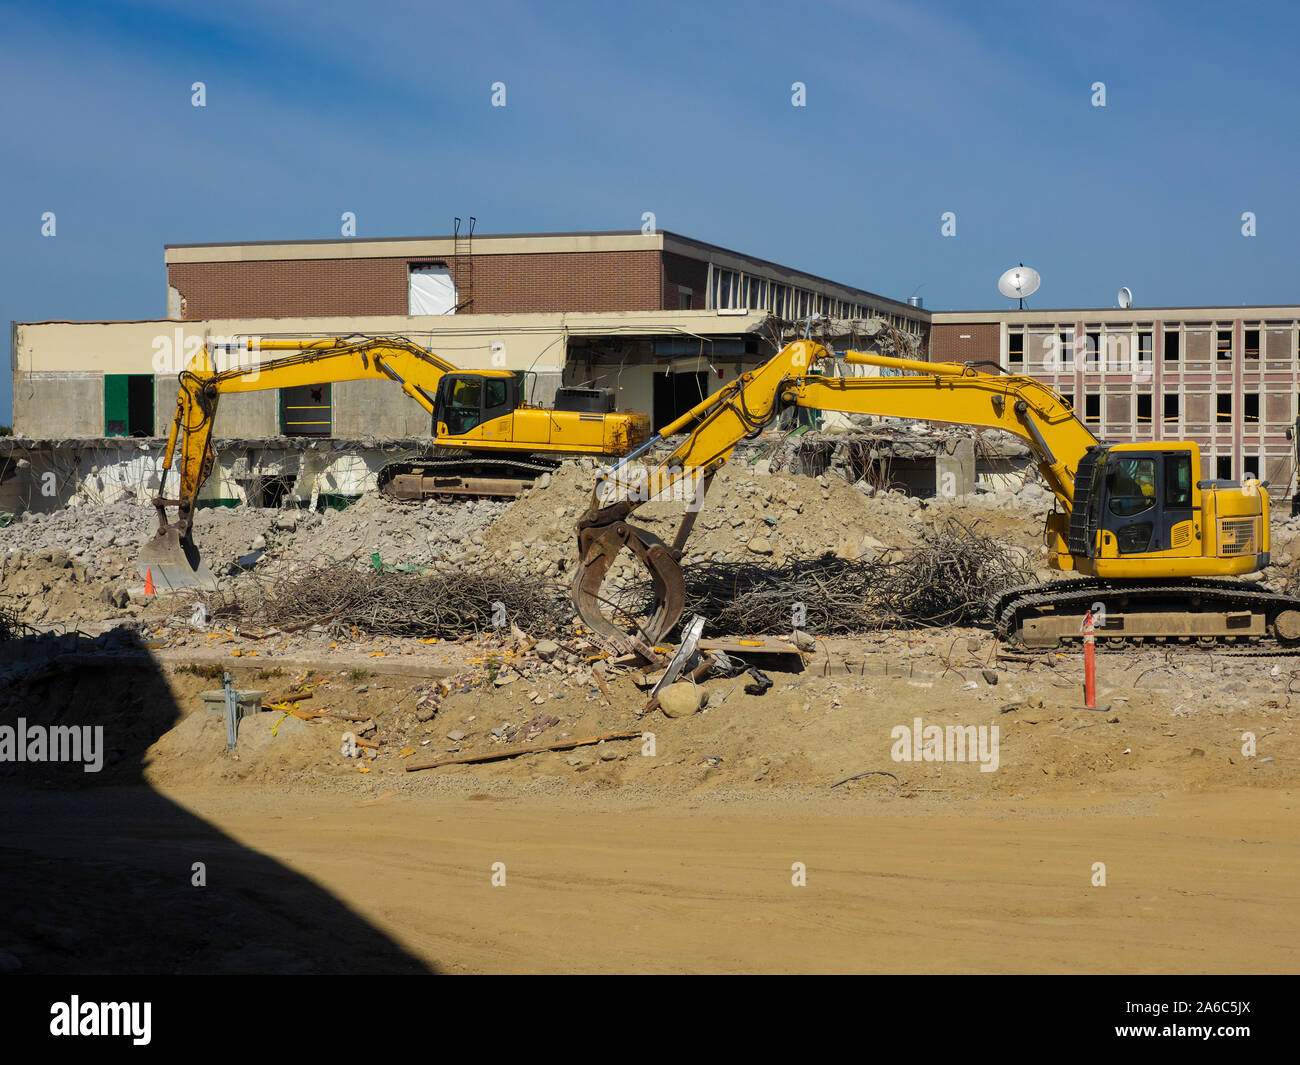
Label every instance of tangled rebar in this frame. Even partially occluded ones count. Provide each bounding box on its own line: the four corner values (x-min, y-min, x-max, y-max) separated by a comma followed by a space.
255, 563, 570, 638
239, 519, 1033, 639
678, 518, 1036, 634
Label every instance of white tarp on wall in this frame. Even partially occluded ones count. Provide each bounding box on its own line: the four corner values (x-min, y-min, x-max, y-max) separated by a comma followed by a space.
408, 266, 458, 315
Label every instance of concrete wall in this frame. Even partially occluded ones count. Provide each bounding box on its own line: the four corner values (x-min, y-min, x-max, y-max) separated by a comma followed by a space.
12, 310, 766, 438
216, 392, 279, 438
13, 372, 104, 437
333, 380, 432, 438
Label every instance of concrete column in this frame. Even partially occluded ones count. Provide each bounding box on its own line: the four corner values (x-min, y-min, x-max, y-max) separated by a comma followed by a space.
936, 437, 975, 499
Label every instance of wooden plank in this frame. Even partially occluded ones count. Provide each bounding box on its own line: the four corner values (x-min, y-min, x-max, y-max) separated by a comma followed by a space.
405, 730, 643, 773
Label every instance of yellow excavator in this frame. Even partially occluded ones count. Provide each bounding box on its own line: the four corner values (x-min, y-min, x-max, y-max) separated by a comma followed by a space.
140, 334, 649, 588
573, 339, 1300, 650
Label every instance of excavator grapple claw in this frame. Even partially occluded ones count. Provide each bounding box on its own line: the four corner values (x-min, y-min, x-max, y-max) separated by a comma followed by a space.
573, 520, 686, 646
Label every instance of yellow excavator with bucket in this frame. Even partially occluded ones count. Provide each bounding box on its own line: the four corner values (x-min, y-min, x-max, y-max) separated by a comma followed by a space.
572, 339, 1300, 651
139, 334, 649, 589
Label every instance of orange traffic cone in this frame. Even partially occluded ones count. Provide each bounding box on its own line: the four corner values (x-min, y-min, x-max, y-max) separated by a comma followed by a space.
144, 568, 155, 595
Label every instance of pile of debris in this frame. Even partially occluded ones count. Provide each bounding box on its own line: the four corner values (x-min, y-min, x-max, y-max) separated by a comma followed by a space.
0, 603, 30, 642
228, 517, 1033, 642
680, 519, 1036, 634
251, 562, 570, 638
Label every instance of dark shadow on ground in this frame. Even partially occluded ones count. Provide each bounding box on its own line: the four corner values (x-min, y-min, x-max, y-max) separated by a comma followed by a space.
0, 628, 435, 974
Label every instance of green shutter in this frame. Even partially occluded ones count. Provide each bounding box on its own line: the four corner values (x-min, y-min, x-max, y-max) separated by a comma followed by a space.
105, 375, 130, 436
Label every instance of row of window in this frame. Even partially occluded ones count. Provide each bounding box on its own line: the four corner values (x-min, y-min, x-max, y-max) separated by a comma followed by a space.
1008, 324, 1296, 368
1062, 391, 1263, 424
708, 266, 921, 334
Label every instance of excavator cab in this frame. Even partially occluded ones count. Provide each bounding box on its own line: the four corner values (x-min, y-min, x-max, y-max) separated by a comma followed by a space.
433, 373, 521, 438
1097, 450, 1193, 555
1072, 445, 1198, 557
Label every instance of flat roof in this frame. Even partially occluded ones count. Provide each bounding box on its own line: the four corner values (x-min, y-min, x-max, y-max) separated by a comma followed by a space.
163, 229, 650, 250
933, 306, 1300, 321
164, 229, 926, 321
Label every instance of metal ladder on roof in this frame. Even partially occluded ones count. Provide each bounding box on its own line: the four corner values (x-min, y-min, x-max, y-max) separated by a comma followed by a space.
453, 215, 475, 312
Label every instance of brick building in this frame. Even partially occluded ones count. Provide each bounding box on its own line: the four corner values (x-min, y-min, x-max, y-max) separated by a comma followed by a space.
12, 230, 926, 443
163, 229, 927, 328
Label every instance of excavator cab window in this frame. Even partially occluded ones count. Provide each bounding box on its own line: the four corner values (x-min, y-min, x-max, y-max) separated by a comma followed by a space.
1107, 457, 1157, 518
445, 377, 482, 435
1103, 456, 1157, 553
1095, 452, 1196, 555
1165, 453, 1192, 507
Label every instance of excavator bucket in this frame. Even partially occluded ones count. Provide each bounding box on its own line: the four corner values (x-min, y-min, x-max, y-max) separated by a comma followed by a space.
136, 527, 218, 592
573, 520, 687, 647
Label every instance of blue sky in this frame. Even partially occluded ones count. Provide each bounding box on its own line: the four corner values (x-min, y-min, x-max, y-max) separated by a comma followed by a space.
2, 0, 1297, 423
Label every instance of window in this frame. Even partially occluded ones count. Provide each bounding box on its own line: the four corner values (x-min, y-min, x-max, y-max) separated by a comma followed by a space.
445, 377, 483, 435
1084, 394, 1101, 422
1217, 393, 1233, 422
1164, 393, 1180, 422
1244, 392, 1259, 423
1217, 330, 1233, 360
1061, 392, 1074, 411
408, 263, 457, 315
1137, 394, 1152, 423
678, 286, 693, 310
1060, 331, 1076, 369
1164, 330, 1180, 362
1008, 330, 1024, 367
1245, 329, 1260, 359
280, 384, 331, 437
1085, 331, 1101, 369
1107, 457, 1157, 516
1243, 456, 1260, 481
1164, 454, 1192, 508
104, 374, 155, 437
719, 271, 734, 308
1138, 331, 1153, 375
1216, 456, 1233, 480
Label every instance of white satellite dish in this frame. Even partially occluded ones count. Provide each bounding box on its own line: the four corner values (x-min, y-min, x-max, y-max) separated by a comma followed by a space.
997, 265, 1041, 308
1117, 286, 1133, 309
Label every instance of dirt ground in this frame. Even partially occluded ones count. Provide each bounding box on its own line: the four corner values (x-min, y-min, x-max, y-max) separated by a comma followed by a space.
1, 623, 1296, 974
2, 474, 1299, 973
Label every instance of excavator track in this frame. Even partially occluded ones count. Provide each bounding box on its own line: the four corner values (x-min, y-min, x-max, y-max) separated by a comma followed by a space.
377, 454, 562, 501
988, 577, 1300, 652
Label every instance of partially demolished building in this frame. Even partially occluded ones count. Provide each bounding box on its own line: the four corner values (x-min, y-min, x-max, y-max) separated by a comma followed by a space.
7, 227, 1295, 516
4, 229, 934, 514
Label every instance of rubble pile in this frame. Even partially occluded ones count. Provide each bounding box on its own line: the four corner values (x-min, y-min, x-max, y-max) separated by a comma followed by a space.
680, 519, 1037, 633
6, 447, 1300, 639
254, 562, 569, 638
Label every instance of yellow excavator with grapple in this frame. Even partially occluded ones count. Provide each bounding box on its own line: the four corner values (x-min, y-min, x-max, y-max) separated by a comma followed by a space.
573, 339, 1300, 650
140, 334, 649, 588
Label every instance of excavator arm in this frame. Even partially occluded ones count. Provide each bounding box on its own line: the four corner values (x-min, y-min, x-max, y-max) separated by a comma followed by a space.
139, 334, 507, 588
573, 338, 1100, 644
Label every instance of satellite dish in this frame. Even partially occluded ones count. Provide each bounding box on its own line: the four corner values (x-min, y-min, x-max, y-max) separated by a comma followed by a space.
997, 265, 1041, 308
1117, 286, 1133, 309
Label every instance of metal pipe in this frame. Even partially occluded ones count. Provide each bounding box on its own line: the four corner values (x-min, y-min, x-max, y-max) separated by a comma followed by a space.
843, 350, 964, 377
